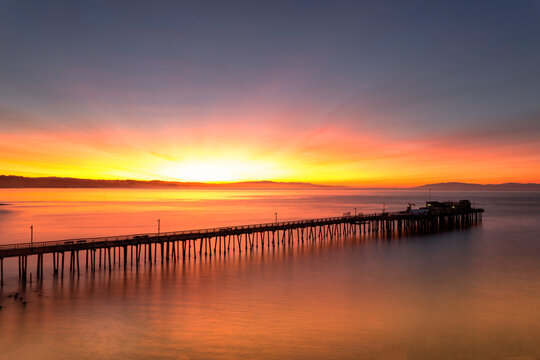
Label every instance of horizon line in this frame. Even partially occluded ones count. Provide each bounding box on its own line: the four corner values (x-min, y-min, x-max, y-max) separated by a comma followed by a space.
1, 175, 539, 189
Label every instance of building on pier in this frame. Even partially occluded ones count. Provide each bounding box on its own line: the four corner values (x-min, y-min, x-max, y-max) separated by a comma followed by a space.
423, 200, 472, 214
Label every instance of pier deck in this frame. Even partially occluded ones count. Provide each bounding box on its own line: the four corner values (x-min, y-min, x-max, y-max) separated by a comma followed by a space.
0, 206, 483, 284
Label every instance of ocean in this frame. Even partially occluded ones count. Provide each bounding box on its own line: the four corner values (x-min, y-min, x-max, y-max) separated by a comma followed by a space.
0, 189, 539, 359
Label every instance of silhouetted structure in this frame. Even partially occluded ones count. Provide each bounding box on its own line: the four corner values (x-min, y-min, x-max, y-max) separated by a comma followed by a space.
0, 201, 483, 285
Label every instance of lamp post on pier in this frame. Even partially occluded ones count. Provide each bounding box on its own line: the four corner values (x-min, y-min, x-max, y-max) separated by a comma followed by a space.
30, 225, 33, 247
157, 219, 160, 236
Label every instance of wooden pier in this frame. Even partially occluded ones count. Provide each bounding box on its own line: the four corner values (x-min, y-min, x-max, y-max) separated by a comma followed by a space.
0, 205, 483, 285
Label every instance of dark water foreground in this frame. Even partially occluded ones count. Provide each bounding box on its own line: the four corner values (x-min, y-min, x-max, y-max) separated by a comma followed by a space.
0, 189, 539, 359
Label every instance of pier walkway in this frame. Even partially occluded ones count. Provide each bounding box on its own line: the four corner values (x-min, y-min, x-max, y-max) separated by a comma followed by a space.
0, 206, 483, 284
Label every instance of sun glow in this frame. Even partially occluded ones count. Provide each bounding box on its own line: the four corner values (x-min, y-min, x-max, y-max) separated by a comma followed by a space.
157, 159, 287, 183
1, 122, 539, 186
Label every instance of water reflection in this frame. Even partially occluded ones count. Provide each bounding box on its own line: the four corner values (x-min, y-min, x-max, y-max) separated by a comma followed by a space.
0, 190, 539, 359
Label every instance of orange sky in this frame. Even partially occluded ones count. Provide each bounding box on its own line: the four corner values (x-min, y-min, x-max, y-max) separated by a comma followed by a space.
2, 2, 540, 186
1, 116, 539, 186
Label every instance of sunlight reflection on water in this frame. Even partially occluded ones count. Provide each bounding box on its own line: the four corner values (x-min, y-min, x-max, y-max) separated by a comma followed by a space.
0, 189, 539, 359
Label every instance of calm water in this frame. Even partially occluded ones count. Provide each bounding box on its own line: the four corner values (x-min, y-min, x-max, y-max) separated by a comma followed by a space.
0, 189, 539, 359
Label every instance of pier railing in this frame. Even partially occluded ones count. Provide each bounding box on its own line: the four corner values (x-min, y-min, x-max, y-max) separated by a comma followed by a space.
0, 213, 389, 252
0, 209, 484, 253
0, 206, 484, 284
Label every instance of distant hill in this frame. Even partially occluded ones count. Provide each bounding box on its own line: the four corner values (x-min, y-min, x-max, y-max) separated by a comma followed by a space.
415, 182, 540, 191
2, 176, 537, 191
0, 175, 344, 190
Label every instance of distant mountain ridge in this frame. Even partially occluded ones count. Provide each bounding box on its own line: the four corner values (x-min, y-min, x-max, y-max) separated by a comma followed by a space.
0, 175, 343, 189
1, 176, 538, 190
415, 182, 540, 190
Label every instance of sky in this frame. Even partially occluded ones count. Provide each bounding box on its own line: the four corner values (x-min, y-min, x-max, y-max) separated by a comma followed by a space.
1, 0, 539, 186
